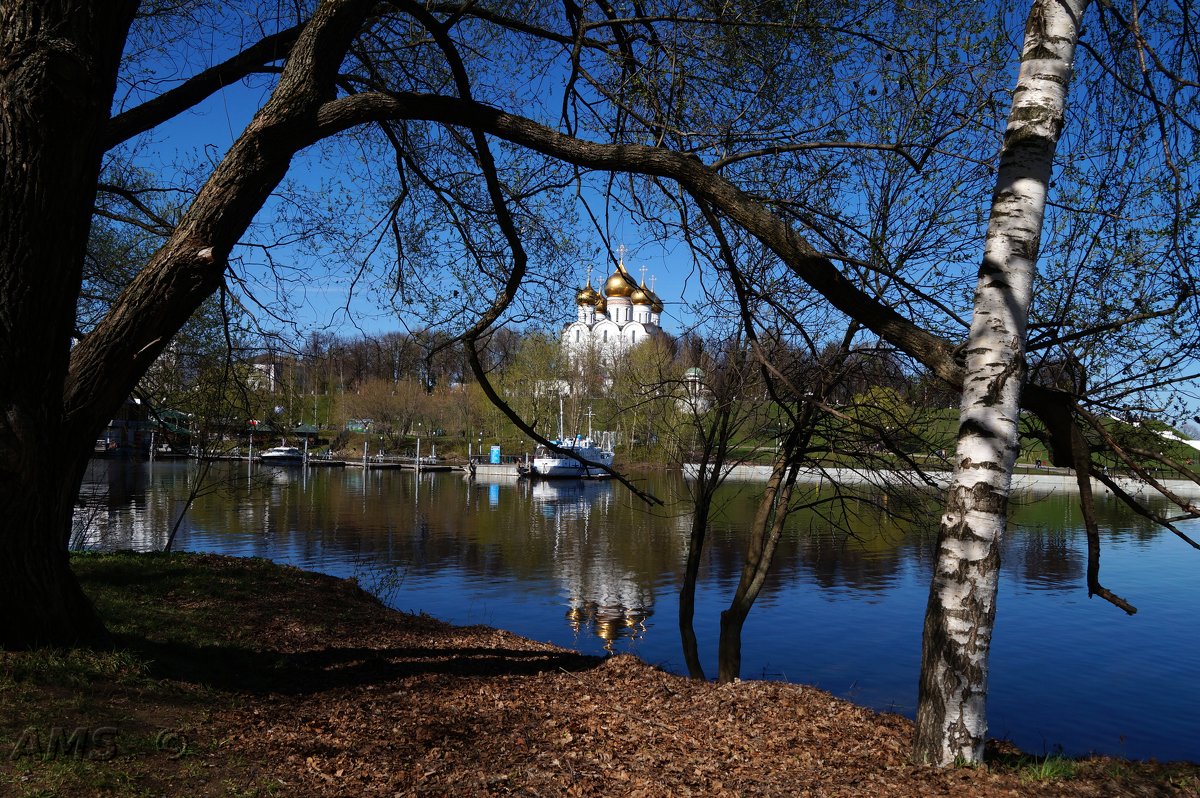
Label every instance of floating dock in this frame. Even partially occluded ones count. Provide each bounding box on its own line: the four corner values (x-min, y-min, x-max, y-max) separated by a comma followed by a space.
468, 463, 522, 479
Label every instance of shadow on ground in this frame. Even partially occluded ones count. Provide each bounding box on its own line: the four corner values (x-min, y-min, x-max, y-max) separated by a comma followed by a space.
116, 634, 606, 694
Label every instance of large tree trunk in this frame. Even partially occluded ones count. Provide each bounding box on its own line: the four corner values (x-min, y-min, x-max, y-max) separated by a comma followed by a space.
1, 0, 370, 649
912, 0, 1087, 766
0, 2, 138, 647
0, 453, 109, 646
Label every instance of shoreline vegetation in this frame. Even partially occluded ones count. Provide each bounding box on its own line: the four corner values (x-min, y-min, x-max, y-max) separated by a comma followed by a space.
2, 553, 1197, 797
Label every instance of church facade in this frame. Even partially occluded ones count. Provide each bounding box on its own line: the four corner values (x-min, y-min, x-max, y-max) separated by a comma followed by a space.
562, 255, 664, 363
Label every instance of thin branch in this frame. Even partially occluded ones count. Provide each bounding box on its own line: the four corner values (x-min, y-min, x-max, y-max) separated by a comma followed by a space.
714, 140, 923, 173
105, 23, 306, 148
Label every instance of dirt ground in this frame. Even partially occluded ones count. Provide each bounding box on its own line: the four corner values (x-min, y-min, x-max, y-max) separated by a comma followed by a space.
3, 553, 1197, 797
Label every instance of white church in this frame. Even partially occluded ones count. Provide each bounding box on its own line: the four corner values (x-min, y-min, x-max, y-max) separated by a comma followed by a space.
561, 251, 664, 362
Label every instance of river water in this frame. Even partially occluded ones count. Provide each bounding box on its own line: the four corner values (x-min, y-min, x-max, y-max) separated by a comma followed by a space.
75, 458, 1200, 763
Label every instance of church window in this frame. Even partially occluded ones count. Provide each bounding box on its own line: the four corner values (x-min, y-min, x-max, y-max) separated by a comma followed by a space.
603, 330, 608, 342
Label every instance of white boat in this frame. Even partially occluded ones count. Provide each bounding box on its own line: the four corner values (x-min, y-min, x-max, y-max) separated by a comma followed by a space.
529, 435, 614, 478
259, 445, 306, 465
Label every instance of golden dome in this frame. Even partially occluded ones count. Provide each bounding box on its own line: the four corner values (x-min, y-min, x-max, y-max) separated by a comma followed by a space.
630, 281, 652, 305
604, 262, 637, 298
575, 281, 598, 306
594, 295, 608, 314
650, 292, 664, 314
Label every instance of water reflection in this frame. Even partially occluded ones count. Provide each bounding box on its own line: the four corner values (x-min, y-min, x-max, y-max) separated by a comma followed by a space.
74, 460, 1200, 762
75, 463, 1178, 605
75, 459, 186, 550
527, 479, 653, 650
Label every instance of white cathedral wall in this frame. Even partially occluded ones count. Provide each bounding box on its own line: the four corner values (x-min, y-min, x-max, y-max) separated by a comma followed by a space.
592, 319, 621, 347
606, 299, 632, 324
562, 322, 589, 358
561, 301, 662, 376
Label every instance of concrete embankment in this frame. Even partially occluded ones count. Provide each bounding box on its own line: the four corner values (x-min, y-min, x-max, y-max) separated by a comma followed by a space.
683, 463, 1200, 499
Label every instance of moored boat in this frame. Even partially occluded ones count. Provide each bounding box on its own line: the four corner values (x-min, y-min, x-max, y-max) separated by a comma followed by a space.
529, 435, 614, 478
259, 445, 306, 465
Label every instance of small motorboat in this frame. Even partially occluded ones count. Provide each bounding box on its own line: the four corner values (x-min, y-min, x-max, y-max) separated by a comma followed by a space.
259, 445, 306, 465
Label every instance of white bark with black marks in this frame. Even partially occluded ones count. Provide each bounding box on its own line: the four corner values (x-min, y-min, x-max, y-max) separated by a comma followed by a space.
913, 0, 1088, 766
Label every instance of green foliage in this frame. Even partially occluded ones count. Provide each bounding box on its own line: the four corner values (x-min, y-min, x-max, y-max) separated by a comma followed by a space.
1015, 754, 1078, 782
0, 647, 146, 690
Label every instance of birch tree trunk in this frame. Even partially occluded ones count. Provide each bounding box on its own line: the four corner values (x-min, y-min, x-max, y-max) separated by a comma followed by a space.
912, 0, 1088, 766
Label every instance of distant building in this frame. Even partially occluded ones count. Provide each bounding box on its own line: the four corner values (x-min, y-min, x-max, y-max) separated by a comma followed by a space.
678, 366, 712, 414
561, 250, 665, 365
247, 358, 277, 392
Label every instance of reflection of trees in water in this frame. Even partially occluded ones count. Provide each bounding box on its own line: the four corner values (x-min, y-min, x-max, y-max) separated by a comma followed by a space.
697, 483, 1183, 598
1005, 527, 1081, 589
790, 530, 910, 594
177, 467, 663, 651
697, 484, 942, 596
1002, 492, 1173, 590
83, 466, 1185, 615
74, 459, 197, 549
788, 489, 941, 594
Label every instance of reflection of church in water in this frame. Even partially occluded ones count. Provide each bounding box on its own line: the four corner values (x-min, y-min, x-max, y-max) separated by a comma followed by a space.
537, 248, 666, 647
562, 248, 665, 364
530, 479, 654, 650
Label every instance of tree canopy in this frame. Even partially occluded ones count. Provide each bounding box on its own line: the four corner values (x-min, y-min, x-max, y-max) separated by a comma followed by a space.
2, 0, 1199, 768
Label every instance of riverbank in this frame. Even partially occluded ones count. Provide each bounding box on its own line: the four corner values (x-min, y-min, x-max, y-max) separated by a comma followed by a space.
684, 461, 1200, 498
2, 553, 1196, 797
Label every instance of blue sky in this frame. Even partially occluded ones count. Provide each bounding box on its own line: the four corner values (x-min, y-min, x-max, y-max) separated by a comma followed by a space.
122, 73, 698, 344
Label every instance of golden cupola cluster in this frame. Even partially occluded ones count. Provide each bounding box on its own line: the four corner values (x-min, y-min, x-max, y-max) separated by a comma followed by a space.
630, 282, 651, 305
624, 276, 662, 309
563, 246, 666, 363
627, 278, 663, 312
575, 259, 663, 312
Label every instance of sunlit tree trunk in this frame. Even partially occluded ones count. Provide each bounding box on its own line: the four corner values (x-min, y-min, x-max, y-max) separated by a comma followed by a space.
913, 0, 1088, 765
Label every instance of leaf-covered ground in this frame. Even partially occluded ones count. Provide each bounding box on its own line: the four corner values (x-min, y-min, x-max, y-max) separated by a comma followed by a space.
2, 552, 1196, 796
